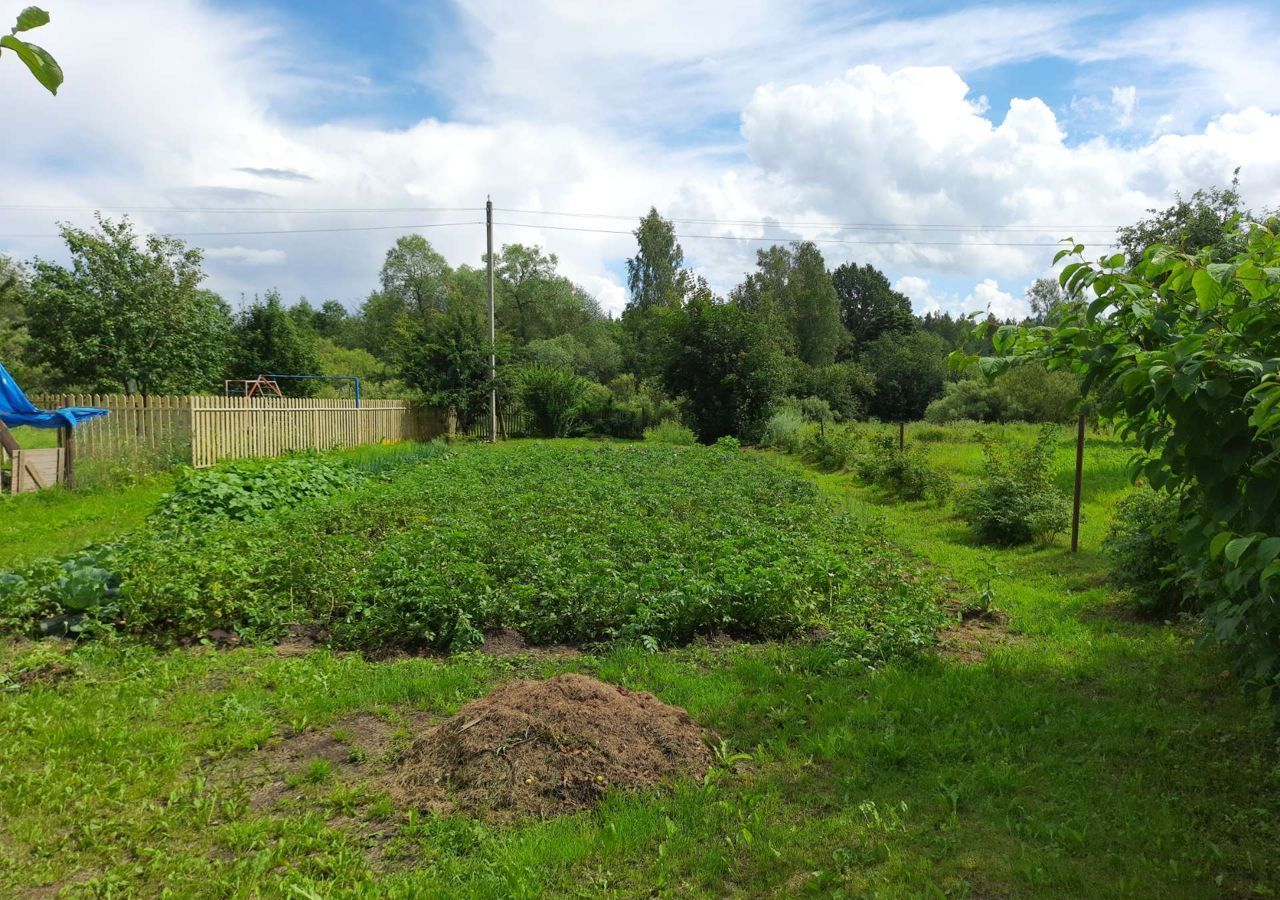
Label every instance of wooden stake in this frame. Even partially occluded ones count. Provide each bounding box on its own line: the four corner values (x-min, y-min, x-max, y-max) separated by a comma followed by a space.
1071, 414, 1085, 552
486, 196, 497, 444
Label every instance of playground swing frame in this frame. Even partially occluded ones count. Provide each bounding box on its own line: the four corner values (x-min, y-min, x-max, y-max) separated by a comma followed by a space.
223, 374, 362, 407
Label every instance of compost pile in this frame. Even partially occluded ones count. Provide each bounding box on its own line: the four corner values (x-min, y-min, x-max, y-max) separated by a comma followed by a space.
393, 673, 714, 819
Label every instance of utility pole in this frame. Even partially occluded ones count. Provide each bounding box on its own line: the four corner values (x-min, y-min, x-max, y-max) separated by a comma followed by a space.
486, 197, 497, 443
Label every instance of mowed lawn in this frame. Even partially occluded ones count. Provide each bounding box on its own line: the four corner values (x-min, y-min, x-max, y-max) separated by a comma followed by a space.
1, 432, 1278, 897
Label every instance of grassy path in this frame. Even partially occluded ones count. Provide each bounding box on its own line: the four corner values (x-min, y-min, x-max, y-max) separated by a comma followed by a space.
0, 440, 1277, 896
769, 446, 1280, 896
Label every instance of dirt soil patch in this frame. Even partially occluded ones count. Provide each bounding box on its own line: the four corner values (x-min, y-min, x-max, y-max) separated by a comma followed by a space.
934, 605, 1017, 663
216, 711, 424, 812
390, 673, 714, 820
476, 627, 581, 660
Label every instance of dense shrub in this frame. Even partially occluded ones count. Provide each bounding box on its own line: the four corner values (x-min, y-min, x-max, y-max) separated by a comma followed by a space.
517, 365, 589, 438
924, 378, 1002, 424
572, 374, 681, 439
800, 425, 861, 472
994, 363, 1079, 423
857, 433, 950, 502
642, 420, 697, 445
153, 454, 363, 526
786, 360, 876, 421
759, 408, 809, 453
957, 426, 1069, 545
4, 445, 943, 658
1104, 490, 1188, 614
925, 365, 1080, 424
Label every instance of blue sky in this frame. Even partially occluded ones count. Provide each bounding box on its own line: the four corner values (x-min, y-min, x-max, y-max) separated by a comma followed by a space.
2, 0, 1278, 317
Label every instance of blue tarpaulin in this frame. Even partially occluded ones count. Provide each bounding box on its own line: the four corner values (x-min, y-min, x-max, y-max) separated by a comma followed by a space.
0, 360, 108, 429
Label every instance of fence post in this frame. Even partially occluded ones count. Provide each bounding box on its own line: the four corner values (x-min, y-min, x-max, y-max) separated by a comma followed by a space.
899, 421, 905, 451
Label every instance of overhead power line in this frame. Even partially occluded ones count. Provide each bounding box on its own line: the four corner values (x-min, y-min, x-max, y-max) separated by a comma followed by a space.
0, 202, 1123, 232
0, 204, 483, 214
495, 207, 1123, 233
493, 220, 1120, 248
0, 221, 484, 239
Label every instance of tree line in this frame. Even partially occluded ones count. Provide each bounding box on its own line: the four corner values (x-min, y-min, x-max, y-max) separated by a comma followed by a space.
2, 187, 1236, 439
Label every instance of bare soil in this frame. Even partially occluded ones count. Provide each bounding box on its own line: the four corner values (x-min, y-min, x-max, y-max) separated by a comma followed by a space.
933, 604, 1018, 663
389, 673, 714, 820
475, 627, 581, 660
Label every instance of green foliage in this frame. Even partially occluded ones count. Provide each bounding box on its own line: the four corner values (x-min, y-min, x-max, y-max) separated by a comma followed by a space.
0, 544, 122, 636
713, 435, 741, 450
153, 454, 363, 527
924, 377, 1002, 424
1104, 490, 1188, 614
925, 365, 1080, 424
787, 361, 876, 421
230, 290, 321, 393
624, 208, 685, 312
517, 365, 589, 438
594, 375, 681, 439
1025, 277, 1070, 324
313, 338, 404, 398
664, 296, 788, 442
1116, 176, 1252, 267
798, 396, 833, 431
800, 425, 861, 473
831, 261, 914, 350
785, 242, 842, 367
857, 433, 950, 503
863, 330, 948, 422
642, 420, 696, 445
974, 222, 1280, 709
992, 362, 1080, 423
24, 215, 233, 393
17, 445, 941, 657
957, 427, 1068, 545
2, 6, 62, 94
398, 302, 500, 429
759, 407, 809, 453
380, 234, 451, 320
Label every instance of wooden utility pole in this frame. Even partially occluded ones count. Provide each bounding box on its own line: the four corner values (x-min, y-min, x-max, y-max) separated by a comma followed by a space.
1071, 414, 1085, 552
486, 197, 497, 443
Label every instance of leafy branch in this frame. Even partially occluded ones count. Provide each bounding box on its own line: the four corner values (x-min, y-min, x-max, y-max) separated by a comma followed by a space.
1, 5, 62, 94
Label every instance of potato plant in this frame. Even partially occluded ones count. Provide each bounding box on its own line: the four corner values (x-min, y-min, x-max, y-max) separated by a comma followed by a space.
109, 443, 942, 657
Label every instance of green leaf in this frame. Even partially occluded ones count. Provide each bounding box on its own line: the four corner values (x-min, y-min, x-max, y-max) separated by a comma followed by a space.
1256, 537, 1280, 568
1262, 560, 1280, 585
1192, 268, 1223, 311
0, 34, 62, 93
1224, 535, 1256, 565
1172, 372, 1196, 399
12, 6, 49, 32
1209, 531, 1233, 559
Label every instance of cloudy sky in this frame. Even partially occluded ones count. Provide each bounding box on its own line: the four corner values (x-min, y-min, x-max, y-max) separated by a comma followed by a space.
3, 0, 1278, 319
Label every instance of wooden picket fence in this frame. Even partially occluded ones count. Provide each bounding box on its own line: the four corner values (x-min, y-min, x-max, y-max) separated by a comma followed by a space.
29, 394, 448, 468
461, 409, 535, 440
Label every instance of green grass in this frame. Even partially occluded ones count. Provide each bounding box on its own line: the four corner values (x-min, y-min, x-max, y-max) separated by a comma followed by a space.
0, 441, 448, 571
1, 430, 1278, 897
0, 476, 173, 570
